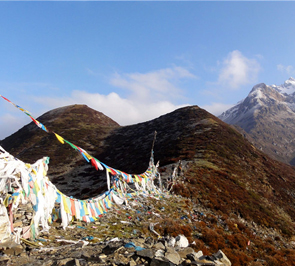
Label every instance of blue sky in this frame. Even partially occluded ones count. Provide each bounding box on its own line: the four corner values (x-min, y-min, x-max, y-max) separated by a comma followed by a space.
1, 2, 295, 139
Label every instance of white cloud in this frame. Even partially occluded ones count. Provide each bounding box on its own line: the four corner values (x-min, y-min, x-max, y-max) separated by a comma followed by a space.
277, 64, 295, 76
32, 90, 190, 127
217, 50, 261, 90
0, 66, 196, 139
0, 113, 28, 140
110, 66, 196, 101
30, 66, 195, 126
200, 102, 234, 117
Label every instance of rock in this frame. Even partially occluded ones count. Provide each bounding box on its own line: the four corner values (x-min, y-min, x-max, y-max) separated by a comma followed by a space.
167, 236, 176, 247
215, 261, 226, 266
187, 250, 204, 262
153, 242, 165, 250
195, 250, 204, 259
41, 260, 56, 266
177, 247, 195, 259
185, 259, 192, 264
13, 219, 23, 227
213, 250, 231, 266
13, 244, 23, 256
175, 235, 189, 248
199, 255, 216, 262
70, 250, 82, 258
133, 238, 145, 246
129, 258, 137, 266
114, 253, 129, 265
2, 243, 23, 256
56, 258, 76, 266
102, 242, 122, 255
187, 253, 197, 262
144, 237, 154, 248
130, 238, 146, 250
14, 213, 22, 218
154, 249, 165, 259
150, 258, 171, 266
136, 248, 154, 259
99, 254, 107, 260
192, 260, 215, 266
2, 248, 15, 256
81, 249, 93, 259
74, 259, 81, 266
165, 247, 181, 265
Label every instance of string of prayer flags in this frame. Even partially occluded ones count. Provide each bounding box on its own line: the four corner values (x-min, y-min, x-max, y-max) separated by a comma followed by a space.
0, 95, 165, 235
0, 95, 158, 192
0, 95, 31, 117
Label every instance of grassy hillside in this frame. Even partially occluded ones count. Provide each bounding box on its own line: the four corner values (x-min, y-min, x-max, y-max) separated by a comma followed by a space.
2, 104, 295, 264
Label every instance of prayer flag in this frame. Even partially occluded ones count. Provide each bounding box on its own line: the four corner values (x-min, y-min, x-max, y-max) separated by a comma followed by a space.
84, 152, 92, 160
94, 158, 104, 170
54, 133, 65, 144
1, 95, 11, 102
91, 158, 99, 171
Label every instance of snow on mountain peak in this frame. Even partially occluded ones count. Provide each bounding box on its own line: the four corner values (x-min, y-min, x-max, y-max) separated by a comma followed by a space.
248, 83, 271, 108
219, 78, 295, 124
271, 77, 295, 95
249, 85, 266, 100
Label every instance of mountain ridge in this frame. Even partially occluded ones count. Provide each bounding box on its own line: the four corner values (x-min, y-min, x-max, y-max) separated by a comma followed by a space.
219, 78, 295, 165
0, 104, 120, 198
2, 103, 295, 264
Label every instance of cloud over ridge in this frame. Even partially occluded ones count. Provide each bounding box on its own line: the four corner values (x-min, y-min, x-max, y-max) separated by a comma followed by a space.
31, 66, 195, 126
218, 50, 261, 90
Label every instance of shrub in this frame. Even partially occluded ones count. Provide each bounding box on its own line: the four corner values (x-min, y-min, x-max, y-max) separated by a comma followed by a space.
155, 218, 192, 238
201, 227, 226, 251
223, 248, 252, 266
190, 239, 209, 255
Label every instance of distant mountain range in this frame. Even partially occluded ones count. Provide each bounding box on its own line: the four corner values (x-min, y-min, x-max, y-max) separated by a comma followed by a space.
2, 99, 295, 262
219, 77, 295, 165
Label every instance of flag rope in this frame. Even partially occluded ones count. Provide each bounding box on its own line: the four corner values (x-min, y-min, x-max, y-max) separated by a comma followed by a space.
0, 95, 165, 236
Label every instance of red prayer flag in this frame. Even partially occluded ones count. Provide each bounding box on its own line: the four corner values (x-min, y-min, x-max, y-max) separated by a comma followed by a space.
1, 96, 11, 102
91, 158, 98, 171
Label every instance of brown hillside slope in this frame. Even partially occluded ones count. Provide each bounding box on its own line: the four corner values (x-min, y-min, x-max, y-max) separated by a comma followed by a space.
1, 104, 120, 197
100, 106, 295, 233
2, 104, 295, 264
99, 106, 295, 264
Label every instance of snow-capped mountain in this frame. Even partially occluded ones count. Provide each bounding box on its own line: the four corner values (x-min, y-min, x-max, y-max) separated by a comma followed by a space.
271, 77, 295, 95
219, 78, 295, 165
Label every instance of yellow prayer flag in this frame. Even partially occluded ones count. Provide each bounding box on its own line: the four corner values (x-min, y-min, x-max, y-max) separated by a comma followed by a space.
84, 202, 89, 215
62, 195, 71, 214
3, 195, 11, 207
84, 153, 92, 160
34, 180, 40, 194
106, 196, 112, 208
54, 133, 65, 144
97, 202, 103, 214
135, 175, 140, 183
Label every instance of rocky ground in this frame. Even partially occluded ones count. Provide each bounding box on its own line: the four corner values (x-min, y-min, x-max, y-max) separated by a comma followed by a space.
0, 193, 233, 266
1, 189, 293, 266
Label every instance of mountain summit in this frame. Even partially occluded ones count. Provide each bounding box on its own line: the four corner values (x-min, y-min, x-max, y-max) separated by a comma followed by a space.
0, 104, 120, 198
219, 78, 295, 164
